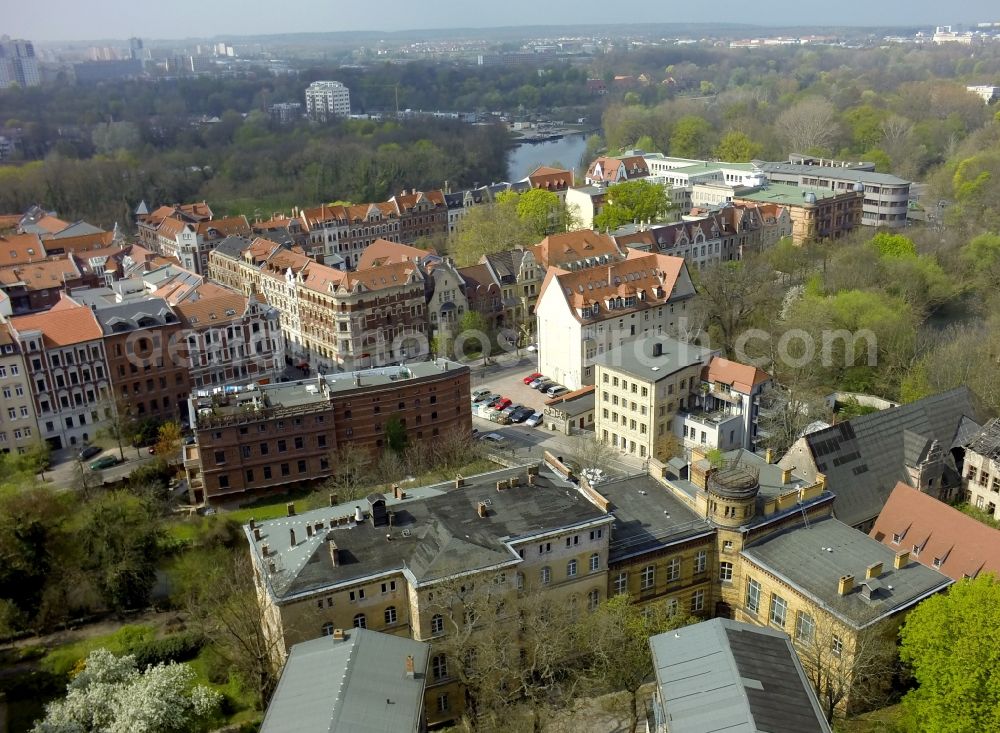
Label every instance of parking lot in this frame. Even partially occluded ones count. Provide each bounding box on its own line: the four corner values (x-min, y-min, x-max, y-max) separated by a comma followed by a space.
471, 364, 568, 418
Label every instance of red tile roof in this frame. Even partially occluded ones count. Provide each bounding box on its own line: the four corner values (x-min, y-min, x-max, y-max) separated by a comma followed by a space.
173, 289, 248, 327
195, 215, 250, 239
0, 258, 82, 291
871, 483, 1000, 581
10, 296, 102, 346
530, 230, 624, 268
527, 166, 574, 190
0, 233, 47, 265
356, 239, 432, 270
702, 357, 770, 394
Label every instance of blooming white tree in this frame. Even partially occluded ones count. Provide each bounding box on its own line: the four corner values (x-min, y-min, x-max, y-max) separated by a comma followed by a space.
33, 648, 221, 733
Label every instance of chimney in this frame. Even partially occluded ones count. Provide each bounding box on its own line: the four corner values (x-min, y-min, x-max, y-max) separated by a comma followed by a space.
496, 480, 505, 492
455, 474, 464, 488
652, 341, 663, 358
838, 574, 854, 595
253, 527, 262, 541
392, 484, 404, 499
477, 502, 488, 518
528, 473, 537, 486
765, 448, 773, 464
306, 525, 314, 538
261, 544, 270, 557
249, 518, 256, 529
865, 562, 883, 579
286, 502, 296, 517
268, 560, 277, 573
405, 654, 415, 678
354, 506, 364, 523
780, 467, 792, 484
289, 528, 296, 547
329, 539, 340, 567
329, 493, 338, 506
332, 628, 345, 641
894, 551, 910, 570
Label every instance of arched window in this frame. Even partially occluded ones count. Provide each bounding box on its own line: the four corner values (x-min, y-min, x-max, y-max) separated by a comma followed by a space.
431, 614, 444, 635
321, 622, 334, 636
384, 606, 397, 625
588, 589, 600, 611
567, 559, 578, 577
431, 653, 448, 681
540, 566, 551, 585
353, 613, 366, 629
589, 553, 600, 572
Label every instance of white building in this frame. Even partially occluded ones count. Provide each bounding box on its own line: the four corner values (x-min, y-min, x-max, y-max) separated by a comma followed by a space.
305, 81, 351, 121
0, 37, 41, 88
535, 250, 696, 390
967, 85, 1000, 104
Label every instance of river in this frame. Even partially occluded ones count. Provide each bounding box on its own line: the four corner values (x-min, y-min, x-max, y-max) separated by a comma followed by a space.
507, 133, 589, 180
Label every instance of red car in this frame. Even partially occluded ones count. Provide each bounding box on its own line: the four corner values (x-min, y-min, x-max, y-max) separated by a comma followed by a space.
495, 397, 512, 411
522, 372, 542, 385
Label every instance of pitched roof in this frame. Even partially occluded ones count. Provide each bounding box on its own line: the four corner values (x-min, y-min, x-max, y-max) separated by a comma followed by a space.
703, 356, 770, 394
43, 230, 115, 253
530, 230, 623, 268
211, 235, 253, 261
965, 417, 1000, 462
871, 483, 1000, 582
47, 220, 105, 240
92, 297, 179, 334
355, 239, 432, 270
195, 215, 250, 239
261, 629, 429, 733
173, 290, 248, 327
0, 258, 83, 291
526, 165, 574, 190
9, 296, 103, 346
650, 618, 832, 733
788, 388, 990, 528
342, 261, 420, 293
0, 233, 46, 265
300, 262, 347, 294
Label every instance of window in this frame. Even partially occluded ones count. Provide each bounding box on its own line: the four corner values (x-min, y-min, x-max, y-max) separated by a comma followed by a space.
277, 439, 287, 452
589, 553, 600, 572
832, 634, 843, 657
567, 559, 578, 577
666, 557, 681, 582
891, 533, 901, 545
933, 557, 943, 568
723, 540, 734, 552
746, 578, 761, 614
795, 612, 815, 643
588, 589, 600, 611
694, 550, 707, 574
384, 606, 397, 625
353, 613, 366, 629
540, 566, 551, 585
614, 572, 627, 595
769, 594, 787, 627
349, 589, 366, 602
431, 614, 444, 635
589, 528, 603, 541
515, 572, 525, 590
720, 561, 733, 582
381, 580, 397, 593
690, 589, 704, 612
437, 693, 450, 713
538, 542, 551, 554
431, 654, 448, 680
321, 622, 334, 636
640, 565, 655, 590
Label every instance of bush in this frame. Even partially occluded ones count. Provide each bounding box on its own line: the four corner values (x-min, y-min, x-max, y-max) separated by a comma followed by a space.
127, 631, 205, 668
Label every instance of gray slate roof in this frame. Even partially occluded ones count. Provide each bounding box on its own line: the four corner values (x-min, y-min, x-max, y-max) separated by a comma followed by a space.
650, 618, 832, 733
966, 417, 1000, 462
211, 235, 252, 260
91, 297, 178, 333
261, 628, 429, 733
742, 516, 952, 628
592, 335, 715, 383
760, 162, 910, 186
799, 387, 988, 527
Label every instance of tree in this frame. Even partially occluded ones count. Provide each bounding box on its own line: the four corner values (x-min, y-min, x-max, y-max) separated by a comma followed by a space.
696, 258, 780, 359
458, 309, 493, 364
794, 614, 897, 721
33, 648, 220, 733
581, 595, 695, 732
20, 441, 52, 479
775, 97, 839, 155
103, 397, 138, 461
669, 115, 713, 159
593, 178, 671, 231
513, 188, 564, 236
756, 386, 831, 458
385, 415, 408, 453
153, 421, 182, 463
654, 432, 683, 462
714, 130, 763, 162
766, 237, 811, 284
79, 492, 163, 612
870, 232, 917, 259
326, 442, 373, 502
452, 199, 536, 267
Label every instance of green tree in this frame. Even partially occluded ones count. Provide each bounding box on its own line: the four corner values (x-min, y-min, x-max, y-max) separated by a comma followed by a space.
870, 232, 917, 259
504, 187, 574, 237
79, 492, 163, 612
452, 199, 536, 267
669, 115, 713, 159
385, 415, 408, 453
593, 178, 671, 231
154, 421, 183, 462
899, 575, 1000, 732
20, 441, 52, 479
714, 130, 763, 162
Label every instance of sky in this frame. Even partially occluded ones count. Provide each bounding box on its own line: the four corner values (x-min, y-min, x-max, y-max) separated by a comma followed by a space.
8, 0, 1000, 42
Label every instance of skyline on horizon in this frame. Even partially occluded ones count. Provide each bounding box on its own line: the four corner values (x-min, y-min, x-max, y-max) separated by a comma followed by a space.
7, 0, 1000, 43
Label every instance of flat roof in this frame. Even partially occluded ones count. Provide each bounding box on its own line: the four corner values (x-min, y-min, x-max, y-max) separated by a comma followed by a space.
742, 515, 952, 628
596, 474, 711, 562
760, 162, 910, 186
736, 183, 852, 206
246, 463, 613, 601
593, 335, 716, 383
261, 628, 429, 733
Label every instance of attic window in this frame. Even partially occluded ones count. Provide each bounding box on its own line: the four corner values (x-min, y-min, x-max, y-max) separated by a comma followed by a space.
225, 309, 236, 316
891, 533, 901, 545
27, 248, 35, 256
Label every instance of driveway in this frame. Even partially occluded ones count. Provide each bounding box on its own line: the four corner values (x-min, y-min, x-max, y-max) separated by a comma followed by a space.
45, 445, 161, 489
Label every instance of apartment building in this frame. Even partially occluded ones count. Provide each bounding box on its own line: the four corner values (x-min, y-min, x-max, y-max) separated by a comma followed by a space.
305, 80, 351, 120
0, 323, 40, 454
298, 203, 401, 268
156, 214, 251, 275
457, 263, 502, 330
564, 186, 607, 229
735, 183, 862, 245
243, 462, 614, 727
535, 250, 696, 390
678, 356, 772, 454
388, 190, 449, 243
0, 38, 41, 88
760, 161, 910, 229
594, 337, 715, 460
8, 296, 110, 449
187, 360, 471, 502
962, 417, 1000, 520
136, 202, 213, 250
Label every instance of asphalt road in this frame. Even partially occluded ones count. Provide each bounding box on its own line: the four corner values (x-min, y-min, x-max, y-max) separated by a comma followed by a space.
45, 445, 162, 489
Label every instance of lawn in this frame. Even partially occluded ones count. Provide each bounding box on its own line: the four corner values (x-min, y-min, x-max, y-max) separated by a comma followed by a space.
836, 703, 907, 733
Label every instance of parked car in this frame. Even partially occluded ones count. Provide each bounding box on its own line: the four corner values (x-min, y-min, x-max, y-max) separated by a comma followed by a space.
545, 384, 567, 396
529, 378, 551, 390
479, 433, 506, 444
525, 411, 544, 427
522, 372, 542, 385
510, 407, 534, 423
495, 397, 512, 411
472, 388, 491, 401
484, 394, 503, 407
90, 455, 120, 471
78, 445, 102, 461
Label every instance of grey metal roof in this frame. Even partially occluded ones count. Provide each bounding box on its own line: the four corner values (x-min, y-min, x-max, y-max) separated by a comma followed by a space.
650, 618, 832, 733
261, 628, 429, 733
91, 297, 178, 333
760, 162, 910, 186
50, 220, 105, 239
247, 463, 612, 602
592, 335, 716, 383
742, 516, 952, 628
800, 387, 989, 527
211, 235, 252, 260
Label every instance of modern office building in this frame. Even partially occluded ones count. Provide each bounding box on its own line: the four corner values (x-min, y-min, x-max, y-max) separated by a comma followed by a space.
305, 81, 351, 121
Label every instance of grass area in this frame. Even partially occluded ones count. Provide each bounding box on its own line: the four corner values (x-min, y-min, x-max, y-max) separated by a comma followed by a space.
835, 703, 907, 733
40, 624, 157, 676
954, 502, 1000, 530
186, 646, 261, 728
